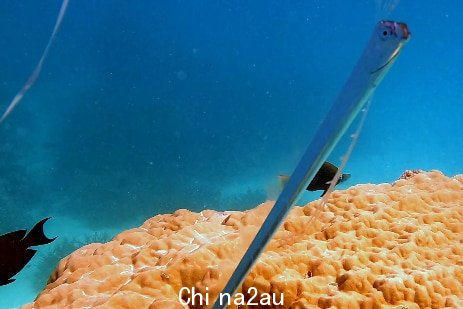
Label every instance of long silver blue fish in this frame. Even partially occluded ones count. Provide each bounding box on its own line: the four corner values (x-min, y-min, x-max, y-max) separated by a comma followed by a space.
212, 20, 410, 309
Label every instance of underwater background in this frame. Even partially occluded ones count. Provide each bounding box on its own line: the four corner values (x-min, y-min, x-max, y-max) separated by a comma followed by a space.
0, 0, 461, 307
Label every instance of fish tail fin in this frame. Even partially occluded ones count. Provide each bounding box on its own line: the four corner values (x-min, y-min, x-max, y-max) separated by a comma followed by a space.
278, 175, 290, 190
24, 217, 57, 247
341, 173, 351, 182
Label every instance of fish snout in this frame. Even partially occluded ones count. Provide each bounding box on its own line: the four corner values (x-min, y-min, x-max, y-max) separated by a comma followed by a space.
397, 22, 411, 40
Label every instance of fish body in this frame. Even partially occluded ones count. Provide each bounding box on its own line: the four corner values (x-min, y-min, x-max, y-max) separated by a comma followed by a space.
279, 161, 350, 196
213, 21, 410, 308
0, 217, 56, 286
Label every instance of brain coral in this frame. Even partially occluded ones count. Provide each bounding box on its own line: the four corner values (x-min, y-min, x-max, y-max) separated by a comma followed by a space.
23, 170, 463, 309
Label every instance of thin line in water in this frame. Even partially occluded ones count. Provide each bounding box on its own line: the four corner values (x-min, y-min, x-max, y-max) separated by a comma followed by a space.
0, 0, 70, 125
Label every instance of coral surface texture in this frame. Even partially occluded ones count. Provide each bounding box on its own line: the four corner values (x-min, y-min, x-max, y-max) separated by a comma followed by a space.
23, 171, 463, 308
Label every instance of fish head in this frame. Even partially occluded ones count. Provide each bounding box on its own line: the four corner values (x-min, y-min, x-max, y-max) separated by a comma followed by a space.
365, 21, 410, 79
379, 21, 410, 42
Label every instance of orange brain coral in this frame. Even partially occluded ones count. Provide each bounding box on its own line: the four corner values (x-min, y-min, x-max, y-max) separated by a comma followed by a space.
23, 170, 463, 308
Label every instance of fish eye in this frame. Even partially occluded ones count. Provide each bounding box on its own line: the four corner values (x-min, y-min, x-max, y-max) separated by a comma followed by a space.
380, 28, 391, 40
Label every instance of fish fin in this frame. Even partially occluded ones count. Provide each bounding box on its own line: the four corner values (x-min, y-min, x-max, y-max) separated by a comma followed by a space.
0, 249, 37, 286
0, 230, 27, 244
320, 188, 329, 197
322, 162, 338, 174
278, 175, 290, 189
24, 217, 57, 247
322, 161, 338, 171
0, 278, 16, 286
341, 173, 351, 182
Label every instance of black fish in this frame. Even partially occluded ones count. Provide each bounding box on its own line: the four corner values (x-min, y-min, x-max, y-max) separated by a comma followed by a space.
0, 217, 56, 286
279, 161, 351, 197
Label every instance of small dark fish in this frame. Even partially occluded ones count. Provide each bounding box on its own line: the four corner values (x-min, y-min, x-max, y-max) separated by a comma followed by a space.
279, 161, 351, 197
0, 217, 56, 286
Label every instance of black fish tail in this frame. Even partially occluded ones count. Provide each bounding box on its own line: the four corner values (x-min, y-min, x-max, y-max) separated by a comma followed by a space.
24, 217, 57, 247
341, 173, 351, 182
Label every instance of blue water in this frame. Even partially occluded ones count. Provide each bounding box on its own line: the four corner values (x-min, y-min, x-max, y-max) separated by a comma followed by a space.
0, 1, 462, 307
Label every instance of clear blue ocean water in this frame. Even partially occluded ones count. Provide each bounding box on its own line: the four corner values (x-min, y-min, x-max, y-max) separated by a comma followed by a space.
0, 1, 461, 307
